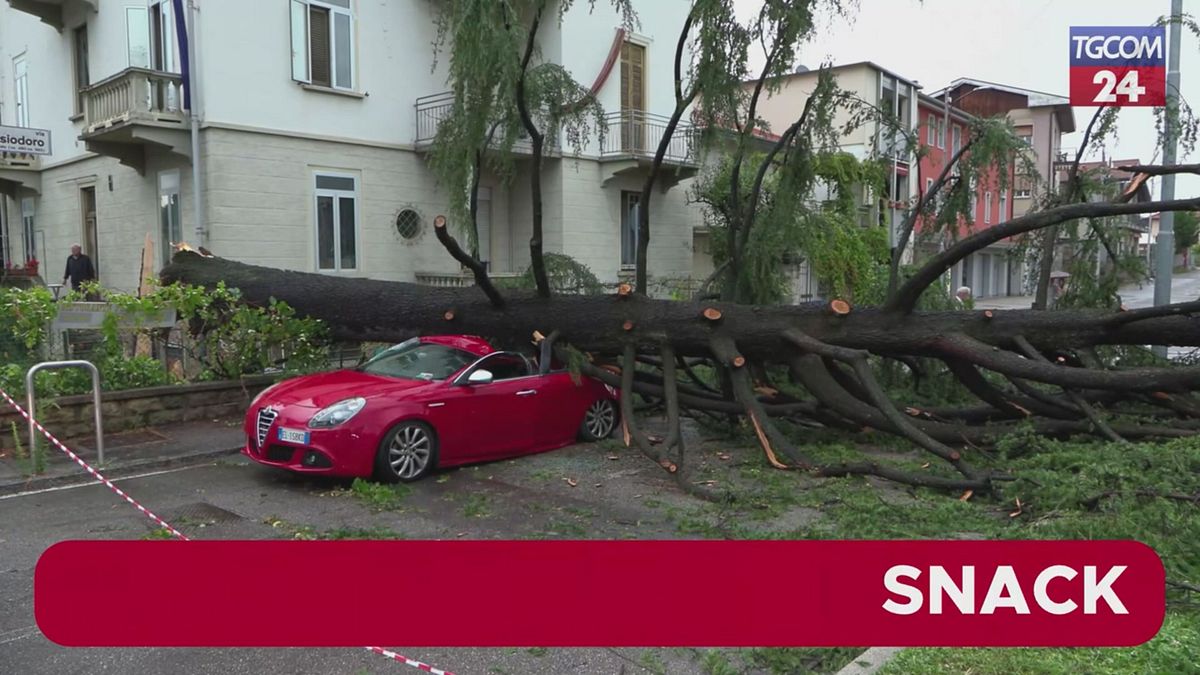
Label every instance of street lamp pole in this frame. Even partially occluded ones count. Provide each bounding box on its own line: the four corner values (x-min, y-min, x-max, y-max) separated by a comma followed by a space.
1152, 0, 1183, 357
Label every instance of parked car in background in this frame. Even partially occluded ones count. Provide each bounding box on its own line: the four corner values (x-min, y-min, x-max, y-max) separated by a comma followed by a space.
243, 335, 619, 482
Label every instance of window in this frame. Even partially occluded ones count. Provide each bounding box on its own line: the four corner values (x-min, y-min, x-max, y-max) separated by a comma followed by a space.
290, 0, 355, 90
925, 178, 933, 196
937, 117, 946, 149
984, 191, 992, 224
127, 7, 151, 67
465, 352, 532, 382
1014, 175, 1033, 198
620, 40, 646, 151
21, 197, 35, 261
314, 173, 357, 271
73, 25, 89, 115
968, 178, 978, 216
999, 189, 1008, 221
149, 1, 178, 73
158, 171, 181, 266
952, 125, 962, 156
1016, 127, 1033, 147
620, 190, 640, 267
927, 114, 937, 145
13, 55, 29, 127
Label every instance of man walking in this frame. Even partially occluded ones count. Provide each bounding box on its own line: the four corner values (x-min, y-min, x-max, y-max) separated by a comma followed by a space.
63, 243, 96, 292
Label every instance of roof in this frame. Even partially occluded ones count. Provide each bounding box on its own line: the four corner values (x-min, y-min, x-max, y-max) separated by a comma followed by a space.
916, 91, 975, 124
932, 77, 1070, 107
420, 335, 494, 357
745, 60, 924, 91
931, 77, 1076, 133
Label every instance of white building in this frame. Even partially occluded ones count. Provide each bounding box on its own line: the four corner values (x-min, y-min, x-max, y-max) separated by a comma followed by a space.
0, 0, 699, 294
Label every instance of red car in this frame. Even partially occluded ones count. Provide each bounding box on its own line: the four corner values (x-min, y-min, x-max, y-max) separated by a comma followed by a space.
242, 335, 619, 482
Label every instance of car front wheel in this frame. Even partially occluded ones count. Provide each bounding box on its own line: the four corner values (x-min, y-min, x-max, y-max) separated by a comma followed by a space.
375, 421, 438, 483
579, 399, 618, 441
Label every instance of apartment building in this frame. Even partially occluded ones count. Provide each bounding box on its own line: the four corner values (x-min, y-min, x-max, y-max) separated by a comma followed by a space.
915, 92, 1022, 299
0, 0, 698, 294
696, 61, 919, 301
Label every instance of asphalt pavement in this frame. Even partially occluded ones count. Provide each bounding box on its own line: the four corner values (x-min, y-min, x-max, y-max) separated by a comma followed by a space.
0, 450, 733, 674
974, 268, 1200, 310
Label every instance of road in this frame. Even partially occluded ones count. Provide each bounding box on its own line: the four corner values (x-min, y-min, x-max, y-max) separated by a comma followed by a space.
0, 451, 725, 675
974, 268, 1200, 310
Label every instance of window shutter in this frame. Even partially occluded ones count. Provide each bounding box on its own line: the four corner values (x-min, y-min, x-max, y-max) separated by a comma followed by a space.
629, 43, 644, 111
619, 42, 630, 110
309, 6, 331, 87
290, 0, 310, 82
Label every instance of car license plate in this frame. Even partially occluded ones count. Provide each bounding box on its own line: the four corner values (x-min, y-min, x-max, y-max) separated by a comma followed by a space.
277, 427, 310, 445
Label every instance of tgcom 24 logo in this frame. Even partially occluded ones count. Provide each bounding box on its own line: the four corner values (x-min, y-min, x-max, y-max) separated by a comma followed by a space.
1070, 26, 1167, 107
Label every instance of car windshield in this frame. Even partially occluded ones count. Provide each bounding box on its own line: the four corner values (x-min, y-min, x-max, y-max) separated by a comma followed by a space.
359, 339, 478, 381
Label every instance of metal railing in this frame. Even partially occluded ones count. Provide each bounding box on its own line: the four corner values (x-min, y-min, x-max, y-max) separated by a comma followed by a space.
83, 67, 186, 134
599, 109, 698, 164
26, 360, 104, 465
414, 92, 455, 145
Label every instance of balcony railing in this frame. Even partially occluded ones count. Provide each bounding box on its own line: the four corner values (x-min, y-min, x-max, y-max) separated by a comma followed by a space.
83, 67, 187, 135
414, 92, 454, 145
599, 110, 698, 165
415, 270, 522, 288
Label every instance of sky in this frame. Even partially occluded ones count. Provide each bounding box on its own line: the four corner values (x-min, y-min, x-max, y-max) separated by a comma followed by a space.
734, 0, 1200, 197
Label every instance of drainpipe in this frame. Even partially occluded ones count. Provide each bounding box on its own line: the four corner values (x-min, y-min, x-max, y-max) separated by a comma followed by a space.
186, 0, 206, 246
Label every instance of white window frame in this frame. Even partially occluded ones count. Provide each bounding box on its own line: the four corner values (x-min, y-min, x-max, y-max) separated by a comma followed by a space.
290, 0, 356, 90
951, 125, 962, 156
158, 170, 182, 266
984, 191, 992, 224
620, 190, 641, 268
926, 114, 936, 145
20, 197, 36, 261
14, 55, 29, 128
313, 171, 359, 272
937, 118, 946, 149
999, 189, 1008, 222
149, 0, 179, 73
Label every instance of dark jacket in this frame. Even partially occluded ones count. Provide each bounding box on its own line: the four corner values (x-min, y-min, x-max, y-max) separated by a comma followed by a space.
64, 254, 96, 290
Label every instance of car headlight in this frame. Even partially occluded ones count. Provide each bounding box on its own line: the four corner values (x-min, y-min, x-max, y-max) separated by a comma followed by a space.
308, 397, 366, 429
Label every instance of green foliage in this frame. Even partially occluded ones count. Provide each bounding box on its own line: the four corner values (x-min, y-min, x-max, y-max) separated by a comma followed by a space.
884, 611, 1200, 675
342, 478, 412, 512
1175, 211, 1199, 253
497, 253, 604, 295
0, 282, 328, 398
429, 0, 633, 243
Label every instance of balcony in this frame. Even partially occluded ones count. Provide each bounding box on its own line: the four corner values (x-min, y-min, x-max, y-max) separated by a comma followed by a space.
0, 151, 41, 196
6, 0, 97, 31
80, 68, 190, 174
414, 92, 557, 156
598, 109, 699, 188
415, 270, 522, 289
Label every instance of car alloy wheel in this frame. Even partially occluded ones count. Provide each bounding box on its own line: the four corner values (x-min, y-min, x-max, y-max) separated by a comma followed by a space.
386, 424, 433, 481
583, 399, 616, 440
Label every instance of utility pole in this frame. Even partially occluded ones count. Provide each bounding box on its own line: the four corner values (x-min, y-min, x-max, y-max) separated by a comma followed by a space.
1153, 0, 1183, 358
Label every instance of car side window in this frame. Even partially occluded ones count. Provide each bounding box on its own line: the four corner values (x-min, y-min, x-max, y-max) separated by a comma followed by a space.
472, 352, 531, 382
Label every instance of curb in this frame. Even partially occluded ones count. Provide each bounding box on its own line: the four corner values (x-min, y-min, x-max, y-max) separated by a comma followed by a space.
0, 445, 242, 497
835, 647, 904, 675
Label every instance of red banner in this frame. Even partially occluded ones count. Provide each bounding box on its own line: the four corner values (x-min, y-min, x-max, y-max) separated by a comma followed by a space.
35, 540, 1164, 647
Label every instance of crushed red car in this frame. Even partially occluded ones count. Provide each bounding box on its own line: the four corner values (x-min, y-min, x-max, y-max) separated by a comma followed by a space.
243, 335, 619, 481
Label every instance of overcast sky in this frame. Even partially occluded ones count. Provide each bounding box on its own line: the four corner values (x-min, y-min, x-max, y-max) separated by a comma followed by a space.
735, 0, 1200, 196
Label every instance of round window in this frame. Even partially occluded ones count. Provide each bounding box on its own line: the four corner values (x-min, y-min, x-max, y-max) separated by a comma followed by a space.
396, 209, 422, 240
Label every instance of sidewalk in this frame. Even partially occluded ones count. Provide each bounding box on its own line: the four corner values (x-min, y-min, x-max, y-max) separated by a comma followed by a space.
0, 417, 246, 496
974, 268, 1200, 311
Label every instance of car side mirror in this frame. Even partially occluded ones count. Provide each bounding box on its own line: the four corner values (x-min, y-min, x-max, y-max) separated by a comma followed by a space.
466, 369, 494, 386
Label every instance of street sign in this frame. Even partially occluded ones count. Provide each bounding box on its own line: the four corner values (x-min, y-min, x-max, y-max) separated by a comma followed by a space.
0, 124, 52, 155
1069, 27, 1167, 107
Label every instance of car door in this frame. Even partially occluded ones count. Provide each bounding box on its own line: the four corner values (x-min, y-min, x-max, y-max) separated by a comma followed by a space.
435, 352, 539, 460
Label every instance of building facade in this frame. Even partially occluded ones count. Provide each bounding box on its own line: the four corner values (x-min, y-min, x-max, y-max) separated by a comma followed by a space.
0, 0, 698, 294
914, 92, 1022, 299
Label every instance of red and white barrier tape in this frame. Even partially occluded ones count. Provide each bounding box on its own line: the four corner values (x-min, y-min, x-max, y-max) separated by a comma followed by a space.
0, 387, 456, 675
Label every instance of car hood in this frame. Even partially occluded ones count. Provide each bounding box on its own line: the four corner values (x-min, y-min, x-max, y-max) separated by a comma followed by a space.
259, 370, 440, 409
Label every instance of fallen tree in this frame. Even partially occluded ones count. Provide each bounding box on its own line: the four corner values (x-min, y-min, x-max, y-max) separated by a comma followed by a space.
162, 184, 1200, 495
